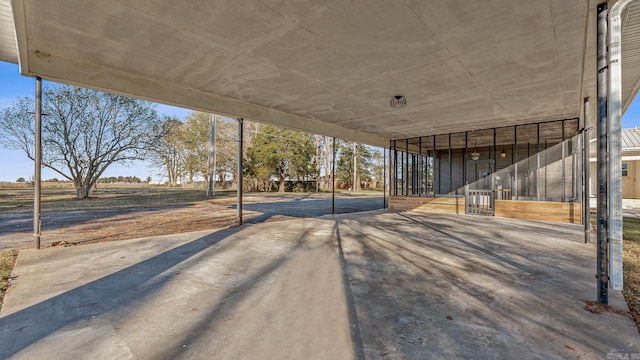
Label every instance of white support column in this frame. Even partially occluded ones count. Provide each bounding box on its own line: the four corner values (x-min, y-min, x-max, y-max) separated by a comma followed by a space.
608, 0, 637, 291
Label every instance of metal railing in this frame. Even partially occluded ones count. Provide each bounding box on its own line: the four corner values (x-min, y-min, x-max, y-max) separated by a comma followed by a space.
465, 189, 494, 215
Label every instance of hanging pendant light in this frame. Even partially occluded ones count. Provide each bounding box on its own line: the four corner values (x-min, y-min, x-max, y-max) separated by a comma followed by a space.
500, 146, 507, 159
390, 95, 406, 108
471, 139, 480, 160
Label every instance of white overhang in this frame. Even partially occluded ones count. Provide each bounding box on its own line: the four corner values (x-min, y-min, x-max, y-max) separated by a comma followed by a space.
2, 0, 640, 147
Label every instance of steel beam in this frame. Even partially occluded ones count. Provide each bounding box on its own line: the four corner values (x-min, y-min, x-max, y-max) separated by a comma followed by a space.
383, 147, 387, 208
33, 76, 42, 250
448, 133, 452, 195
584, 99, 591, 244
562, 121, 566, 203
596, 2, 609, 304
207, 114, 217, 197
514, 126, 518, 200
332, 137, 336, 214
237, 118, 243, 225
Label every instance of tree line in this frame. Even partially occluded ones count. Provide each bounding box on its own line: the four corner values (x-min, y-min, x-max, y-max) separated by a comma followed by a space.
0, 85, 384, 199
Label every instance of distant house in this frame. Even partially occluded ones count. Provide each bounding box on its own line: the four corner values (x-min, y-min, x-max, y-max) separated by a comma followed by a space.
590, 128, 640, 199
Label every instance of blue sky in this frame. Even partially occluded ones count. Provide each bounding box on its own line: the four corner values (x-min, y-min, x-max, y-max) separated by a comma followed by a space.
2, 61, 640, 181
0, 61, 192, 182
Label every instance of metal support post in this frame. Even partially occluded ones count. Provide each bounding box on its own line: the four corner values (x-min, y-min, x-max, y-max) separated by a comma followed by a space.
419, 137, 423, 195
493, 128, 497, 165
426, 140, 431, 195
237, 118, 243, 225
33, 76, 42, 250
463, 132, 467, 185
608, 0, 633, 291
514, 126, 518, 200
392, 141, 396, 196
207, 114, 217, 197
596, 2, 609, 304
435, 136, 440, 195
562, 121, 566, 202
332, 137, 336, 214
405, 139, 409, 195
353, 142, 357, 192
536, 124, 541, 201
383, 147, 387, 208
448, 133, 452, 195
583, 98, 591, 244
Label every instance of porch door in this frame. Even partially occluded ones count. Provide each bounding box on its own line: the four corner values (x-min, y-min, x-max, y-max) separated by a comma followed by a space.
465, 159, 495, 216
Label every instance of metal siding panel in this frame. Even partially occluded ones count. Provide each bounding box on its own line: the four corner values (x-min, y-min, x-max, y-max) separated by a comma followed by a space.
0, 0, 17, 63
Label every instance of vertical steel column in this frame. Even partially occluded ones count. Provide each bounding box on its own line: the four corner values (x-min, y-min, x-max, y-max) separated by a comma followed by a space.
435, 136, 440, 195
596, 2, 609, 304
608, 0, 631, 292
404, 139, 409, 195
463, 132, 467, 184
426, 138, 431, 195
448, 133, 452, 195
537, 124, 541, 201
391, 141, 395, 196
332, 137, 336, 214
562, 120, 566, 202
514, 126, 518, 200
383, 147, 387, 208
584, 99, 591, 244
353, 142, 357, 192
544, 140, 548, 198
237, 118, 243, 225
207, 114, 217, 197
418, 137, 423, 195
493, 128, 497, 165
33, 76, 42, 250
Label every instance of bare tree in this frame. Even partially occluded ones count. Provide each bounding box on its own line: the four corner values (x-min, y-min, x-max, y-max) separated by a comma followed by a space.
149, 116, 182, 186
0, 85, 164, 199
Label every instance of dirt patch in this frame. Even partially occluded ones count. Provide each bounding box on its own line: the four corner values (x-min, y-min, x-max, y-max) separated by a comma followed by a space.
0, 191, 384, 249
0, 249, 18, 310
583, 300, 629, 316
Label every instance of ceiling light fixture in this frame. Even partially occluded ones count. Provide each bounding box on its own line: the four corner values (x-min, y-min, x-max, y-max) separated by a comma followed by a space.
390, 95, 406, 108
501, 147, 507, 159
471, 139, 480, 160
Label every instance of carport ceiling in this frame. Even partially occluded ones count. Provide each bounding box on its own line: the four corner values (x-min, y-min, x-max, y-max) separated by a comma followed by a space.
4, 0, 638, 147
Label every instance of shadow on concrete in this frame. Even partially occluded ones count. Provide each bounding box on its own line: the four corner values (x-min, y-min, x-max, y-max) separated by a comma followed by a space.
0, 226, 244, 358
0, 219, 368, 359
331, 211, 637, 358
240, 196, 383, 224
333, 221, 365, 360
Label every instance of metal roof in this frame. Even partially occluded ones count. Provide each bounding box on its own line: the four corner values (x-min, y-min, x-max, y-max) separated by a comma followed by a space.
0, 0, 17, 64
622, 128, 640, 148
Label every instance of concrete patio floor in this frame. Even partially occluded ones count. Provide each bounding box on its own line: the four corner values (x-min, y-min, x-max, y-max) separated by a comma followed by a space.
0, 210, 638, 359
